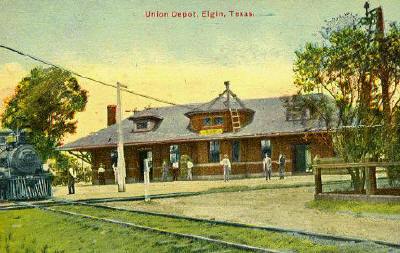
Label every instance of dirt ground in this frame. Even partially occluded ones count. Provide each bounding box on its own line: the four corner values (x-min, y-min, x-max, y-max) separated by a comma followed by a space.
53, 175, 346, 200
50, 175, 400, 244
106, 187, 400, 244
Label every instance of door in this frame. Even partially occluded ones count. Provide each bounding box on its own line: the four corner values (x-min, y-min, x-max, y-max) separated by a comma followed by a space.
138, 150, 153, 181
294, 144, 311, 173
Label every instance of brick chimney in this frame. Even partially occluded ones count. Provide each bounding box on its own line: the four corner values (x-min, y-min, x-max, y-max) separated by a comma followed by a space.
107, 105, 117, 126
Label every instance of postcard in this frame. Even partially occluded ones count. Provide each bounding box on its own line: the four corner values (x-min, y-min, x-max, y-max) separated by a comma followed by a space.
1, 1, 399, 252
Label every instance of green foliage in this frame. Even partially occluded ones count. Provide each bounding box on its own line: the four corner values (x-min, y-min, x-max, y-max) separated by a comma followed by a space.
1, 67, 88, 160
0, 209, 231, 253
50, 153, 92, 186
178, 154, 192, 176
54, 204, 391, 253
291, 12, 400, 189
306, 199, 400, 215
387, 110, 400, 185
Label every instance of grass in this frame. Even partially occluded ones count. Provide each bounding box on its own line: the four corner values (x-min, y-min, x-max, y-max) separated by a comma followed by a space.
52, 204, 393, 253
203, 181, 315, 194
0, 209, 240, 253
201, 179, 356, 196
306, 199, 400, 216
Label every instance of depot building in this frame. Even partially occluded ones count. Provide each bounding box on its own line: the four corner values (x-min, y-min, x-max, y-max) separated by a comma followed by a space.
59, 82, 333, 184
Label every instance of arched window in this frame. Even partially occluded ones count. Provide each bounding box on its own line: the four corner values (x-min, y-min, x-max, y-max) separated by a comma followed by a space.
232, 140, 240, 162
209, 141, 220, 163
261, 139, 272, 158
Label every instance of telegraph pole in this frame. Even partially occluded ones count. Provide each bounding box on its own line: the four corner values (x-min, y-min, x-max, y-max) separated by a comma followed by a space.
117, 82, 127, 192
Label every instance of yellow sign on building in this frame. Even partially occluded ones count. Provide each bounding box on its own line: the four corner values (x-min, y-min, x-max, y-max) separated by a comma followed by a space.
199, 129, 223, 135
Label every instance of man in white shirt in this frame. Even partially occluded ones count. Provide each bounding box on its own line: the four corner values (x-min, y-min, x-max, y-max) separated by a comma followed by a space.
263, 154, 272, 180
143, 158, 151, 201
68, 167, 77, 194
112, 164, 118, 185
98, 163, 106, 185
186, 160, 194, 180
172, 161, 179, 181
278, 153, 286, 179
220, 154, 231, 182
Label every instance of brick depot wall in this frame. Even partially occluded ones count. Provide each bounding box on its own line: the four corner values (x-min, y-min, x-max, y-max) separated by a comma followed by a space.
89, 133, 333, 184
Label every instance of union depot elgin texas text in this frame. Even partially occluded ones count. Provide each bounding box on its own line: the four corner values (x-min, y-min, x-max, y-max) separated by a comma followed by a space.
60, 82, 333, 184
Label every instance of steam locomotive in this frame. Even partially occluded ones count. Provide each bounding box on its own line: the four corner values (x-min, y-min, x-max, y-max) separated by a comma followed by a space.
0, 129, 52, 200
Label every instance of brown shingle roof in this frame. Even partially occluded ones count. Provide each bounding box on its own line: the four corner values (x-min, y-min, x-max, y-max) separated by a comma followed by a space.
59, 96, 325, 151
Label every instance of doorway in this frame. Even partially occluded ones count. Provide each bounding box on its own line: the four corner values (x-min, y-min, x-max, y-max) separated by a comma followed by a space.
138, 150, 153, 181
294, 144, 311, 173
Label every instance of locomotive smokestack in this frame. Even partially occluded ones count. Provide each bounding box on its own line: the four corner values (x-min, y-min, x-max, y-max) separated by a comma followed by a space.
107, 105, 117, 126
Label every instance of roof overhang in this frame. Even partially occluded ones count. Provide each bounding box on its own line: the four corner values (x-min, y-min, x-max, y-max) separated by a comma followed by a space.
57, 129, 329, 151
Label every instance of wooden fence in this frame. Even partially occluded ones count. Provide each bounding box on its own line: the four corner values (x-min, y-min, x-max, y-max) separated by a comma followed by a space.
312, 158, 400, 196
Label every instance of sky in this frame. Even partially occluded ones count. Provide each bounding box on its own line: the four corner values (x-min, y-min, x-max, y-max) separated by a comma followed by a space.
1, 0, 399, 142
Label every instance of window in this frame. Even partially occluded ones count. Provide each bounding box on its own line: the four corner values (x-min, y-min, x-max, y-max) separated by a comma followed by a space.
203, 116, 224, 127
170, 145, 180, 163
203, 117, 212, 126
136, 121, 148, 129
209, 141, 220, 163
261, 139, 272, 158
232, 140, 240, 162
214, 117, 224, 125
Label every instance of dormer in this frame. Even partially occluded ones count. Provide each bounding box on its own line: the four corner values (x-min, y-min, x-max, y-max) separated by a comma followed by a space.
185, 81, 255, 134
128, 109, 163, 132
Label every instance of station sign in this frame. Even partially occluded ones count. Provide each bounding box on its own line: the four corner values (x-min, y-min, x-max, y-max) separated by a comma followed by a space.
199, 128, 223, 135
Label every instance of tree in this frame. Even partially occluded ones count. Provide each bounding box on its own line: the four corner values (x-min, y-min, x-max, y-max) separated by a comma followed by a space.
290, 10, 400, 192
1, 67, 88, 160
50, 153, 92, 186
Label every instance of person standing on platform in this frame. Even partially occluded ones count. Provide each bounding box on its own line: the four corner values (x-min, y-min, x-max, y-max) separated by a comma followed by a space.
187, 159, 194, 180
161, 160, 170, 182
220, 154, 231, 182
112, 164, 118, 185
68, 167, 77, 194
98, 163, 106, 185
143, 158, 151, 201
278, 153, 286, 179
172, 161, 179, 181
263, 154, 272, 180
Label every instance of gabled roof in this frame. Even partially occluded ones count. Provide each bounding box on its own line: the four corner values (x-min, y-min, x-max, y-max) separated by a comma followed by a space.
128, 108, 163, 121
186, 81, 252, 116
59, 96, 325, 151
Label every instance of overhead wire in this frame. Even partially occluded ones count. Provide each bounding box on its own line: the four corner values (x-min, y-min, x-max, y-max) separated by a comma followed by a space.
0, 44, 193, 109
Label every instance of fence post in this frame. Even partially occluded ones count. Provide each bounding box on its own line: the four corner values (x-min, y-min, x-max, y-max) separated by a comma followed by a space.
366, 167, 377, 195
314, 167, 322, 195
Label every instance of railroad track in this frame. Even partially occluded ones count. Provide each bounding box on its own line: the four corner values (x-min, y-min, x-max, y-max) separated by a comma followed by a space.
0, 179, 357, 211
0, 180, 348, 210
5, 199, 398, 253
2, 193, 400, 251
17, 201, 279, 253
78, 201, 400, 249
